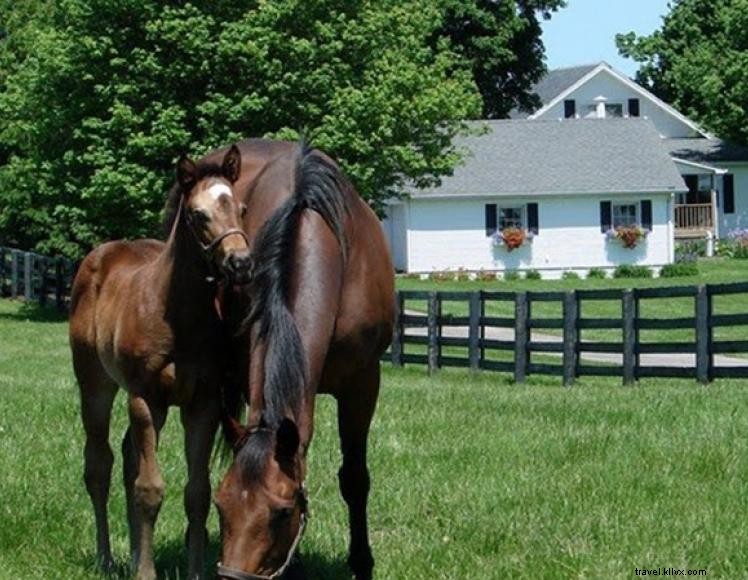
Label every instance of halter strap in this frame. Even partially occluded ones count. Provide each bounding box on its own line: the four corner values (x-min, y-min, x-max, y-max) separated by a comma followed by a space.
217, 502, 307, 580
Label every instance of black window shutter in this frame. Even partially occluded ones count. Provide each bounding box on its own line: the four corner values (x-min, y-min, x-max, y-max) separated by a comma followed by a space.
724, 174, 735, 214
628, 98, 640, 117
564, 99, 576, 119
527, 203, 539, 234
641, 199, 652, 231
684, 174, 698, 194
600, 201, 612, 232
485, 203, 497, 236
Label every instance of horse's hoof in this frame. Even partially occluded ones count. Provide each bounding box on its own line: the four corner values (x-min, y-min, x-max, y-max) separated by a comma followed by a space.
348, 551, 374, 580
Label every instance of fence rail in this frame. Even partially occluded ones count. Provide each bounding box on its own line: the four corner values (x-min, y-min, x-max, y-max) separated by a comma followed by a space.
385, 284, 748, 385
0, 246, 76, 310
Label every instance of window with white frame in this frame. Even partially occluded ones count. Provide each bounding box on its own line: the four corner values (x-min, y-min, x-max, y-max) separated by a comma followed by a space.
499, 206, 524, 230
612, 203, 637, 228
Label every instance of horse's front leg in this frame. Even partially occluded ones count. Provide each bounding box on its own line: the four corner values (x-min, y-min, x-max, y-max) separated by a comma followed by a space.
336, 364, 381, 580
180, 391, 220, 579
126, 394, 167, 580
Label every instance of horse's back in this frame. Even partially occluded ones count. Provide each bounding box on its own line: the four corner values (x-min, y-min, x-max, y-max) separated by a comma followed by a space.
69, 239, 163, 347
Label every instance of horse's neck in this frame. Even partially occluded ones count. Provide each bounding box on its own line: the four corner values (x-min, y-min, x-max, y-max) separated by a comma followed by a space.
155, 220, 218, 331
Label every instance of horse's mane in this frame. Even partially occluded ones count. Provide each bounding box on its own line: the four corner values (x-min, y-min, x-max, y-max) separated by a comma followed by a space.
162, 161, 227, 236
235, 141, 349, 441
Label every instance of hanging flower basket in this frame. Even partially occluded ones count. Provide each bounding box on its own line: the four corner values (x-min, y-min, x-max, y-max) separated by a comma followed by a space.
493, 227, 530, 251
607, 225, 647, 249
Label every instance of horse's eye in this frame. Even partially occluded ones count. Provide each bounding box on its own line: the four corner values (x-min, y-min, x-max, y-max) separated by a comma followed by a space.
191, 209, 208, 224
273, 507, 293, 523
239, 203, 247, 218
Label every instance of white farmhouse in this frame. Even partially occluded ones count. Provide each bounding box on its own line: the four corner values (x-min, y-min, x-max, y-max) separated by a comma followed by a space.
385, 62, 748, 276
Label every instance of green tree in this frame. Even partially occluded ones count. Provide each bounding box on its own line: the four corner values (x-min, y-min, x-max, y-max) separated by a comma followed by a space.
437, 0, 566, 118
616, 0, 748, 143
0, 0, 481, 257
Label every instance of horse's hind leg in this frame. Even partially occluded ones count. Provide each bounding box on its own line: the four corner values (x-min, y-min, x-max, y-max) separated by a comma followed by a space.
336, 363, 380, 580
180, 393, 220, 579
124, 394, 167, 580
75, 349, 118, 572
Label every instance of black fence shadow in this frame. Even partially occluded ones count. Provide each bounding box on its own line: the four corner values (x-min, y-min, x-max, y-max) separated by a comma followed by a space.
0, 300, 68, 323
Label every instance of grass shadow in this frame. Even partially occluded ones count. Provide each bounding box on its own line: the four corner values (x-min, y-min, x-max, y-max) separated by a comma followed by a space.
0, 299, 68, 323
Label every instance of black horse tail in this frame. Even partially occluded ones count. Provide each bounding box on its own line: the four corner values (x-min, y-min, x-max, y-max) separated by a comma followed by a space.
235, 141, 349, 428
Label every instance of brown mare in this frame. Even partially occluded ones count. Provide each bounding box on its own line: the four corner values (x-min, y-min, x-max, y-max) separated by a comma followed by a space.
164, 140, 395, 579
69, 146, 252, 580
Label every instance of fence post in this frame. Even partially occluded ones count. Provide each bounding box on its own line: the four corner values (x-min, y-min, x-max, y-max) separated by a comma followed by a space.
38, 257, 48, 306
427, 291, 440, 374
391, 292, 404, 367
695, 285, 710, 384
55, 258, 66, 310
622, 289, 636, 385
0, 247, 6, 297
468, 292, 481, 371
563, 291, 578, 387
11, 250, 19, 298
514, 292, 529, 383
24, 252, 33, 300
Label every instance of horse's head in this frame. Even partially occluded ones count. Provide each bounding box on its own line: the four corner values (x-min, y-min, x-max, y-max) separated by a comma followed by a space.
215, 417, 307, 579
177, 145, 252, 284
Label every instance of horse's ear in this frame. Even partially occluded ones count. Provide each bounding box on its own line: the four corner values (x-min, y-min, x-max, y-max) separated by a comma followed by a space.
275, 417, 300, 463
222, 145, 241, 184
177, 155, 197, 193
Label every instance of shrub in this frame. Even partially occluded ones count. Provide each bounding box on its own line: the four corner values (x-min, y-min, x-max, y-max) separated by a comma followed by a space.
725, 229, 748, 259
524, 269, 541, 280
587, 268, 607, 279
429, 270, 453, 282
660, 262, 699, 278
675, 240, 705, 261
476, 269, 497, 281
561, 271, 579, 280
503, 270, 520, 281
613, 264, 653, 278
455, 268, 470, 282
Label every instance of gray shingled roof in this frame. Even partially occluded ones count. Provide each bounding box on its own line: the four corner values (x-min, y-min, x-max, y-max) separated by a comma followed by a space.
411, 118, 687, 198
667, 137, 748, 163
508, 63, 599, 119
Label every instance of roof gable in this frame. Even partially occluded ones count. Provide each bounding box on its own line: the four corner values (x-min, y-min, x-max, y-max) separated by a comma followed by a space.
527, 63, 710, 138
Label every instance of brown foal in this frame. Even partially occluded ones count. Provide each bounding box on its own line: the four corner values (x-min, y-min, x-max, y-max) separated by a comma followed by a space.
69, 146, 251, 580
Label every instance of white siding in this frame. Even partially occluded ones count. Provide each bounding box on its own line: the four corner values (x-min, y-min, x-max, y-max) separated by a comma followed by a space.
719, 163, 748, 235
399, 194, 672, 276
537, 69, 700, 139
382, 203, 408, 271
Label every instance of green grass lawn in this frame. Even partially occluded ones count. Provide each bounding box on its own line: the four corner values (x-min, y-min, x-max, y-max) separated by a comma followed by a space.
2, 299, 748, 578
396, 258, 748, 349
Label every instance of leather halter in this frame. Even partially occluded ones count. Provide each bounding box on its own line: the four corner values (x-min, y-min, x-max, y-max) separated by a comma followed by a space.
216, 486, 309, 580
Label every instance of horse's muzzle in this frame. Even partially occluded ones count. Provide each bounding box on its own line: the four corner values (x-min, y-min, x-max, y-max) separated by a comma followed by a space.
223, 251, 253, 285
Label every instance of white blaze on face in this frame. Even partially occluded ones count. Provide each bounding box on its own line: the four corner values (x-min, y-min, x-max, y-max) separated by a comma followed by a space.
207, 182, 233, 200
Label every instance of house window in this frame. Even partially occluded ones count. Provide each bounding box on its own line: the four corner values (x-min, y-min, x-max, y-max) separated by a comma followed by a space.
612, 203, 637, 228
605, 103, 623, 118
499, 206, 524, 230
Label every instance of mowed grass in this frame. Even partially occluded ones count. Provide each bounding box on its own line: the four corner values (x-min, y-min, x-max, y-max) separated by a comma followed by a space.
2, 299, 748, 578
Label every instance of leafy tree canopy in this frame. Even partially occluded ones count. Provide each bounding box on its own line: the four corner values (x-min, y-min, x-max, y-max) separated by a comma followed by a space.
438, 0, 566, 118
0, 0, 560, 258
616, 0, 748, 143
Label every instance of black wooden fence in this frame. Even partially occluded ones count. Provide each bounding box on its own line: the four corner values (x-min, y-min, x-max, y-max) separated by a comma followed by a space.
386, 284, 748, 385
0, 246, 76, 310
